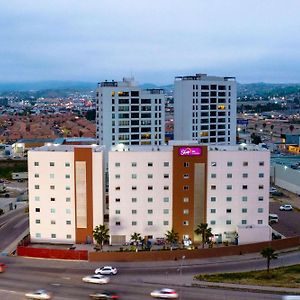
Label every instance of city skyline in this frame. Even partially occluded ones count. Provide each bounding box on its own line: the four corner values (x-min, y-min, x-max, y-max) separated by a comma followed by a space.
1, 0, 300, 84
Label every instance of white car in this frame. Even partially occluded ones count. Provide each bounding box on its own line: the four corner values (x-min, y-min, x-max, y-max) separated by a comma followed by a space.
95, 266, 118, 275
150, 288, 179, 299
280, 204, 293, 211
82, 274, 110, 284
25, 289, 52, 299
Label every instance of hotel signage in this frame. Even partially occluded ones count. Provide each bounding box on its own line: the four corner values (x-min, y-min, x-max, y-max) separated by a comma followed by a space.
179, 147, 202, 156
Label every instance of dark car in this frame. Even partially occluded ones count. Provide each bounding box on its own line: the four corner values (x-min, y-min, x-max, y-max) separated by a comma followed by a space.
89, 291, 119, 299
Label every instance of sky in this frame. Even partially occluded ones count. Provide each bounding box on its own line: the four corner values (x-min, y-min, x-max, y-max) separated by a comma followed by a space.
1, 0, 300, 84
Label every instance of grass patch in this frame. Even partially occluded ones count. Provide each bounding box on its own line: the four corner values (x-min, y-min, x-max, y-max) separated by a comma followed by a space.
194, 264, 300, 288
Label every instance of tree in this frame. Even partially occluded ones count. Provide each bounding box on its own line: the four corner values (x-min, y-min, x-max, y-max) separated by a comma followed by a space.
251, 133, 262, 145
165, 229, 179, 250
260, 247, 278, 273
130, 232, 142, 251
194, 223, 213, 248
262, 122, 267, 132
289, 124, 295, 134
93, 225, 110, 251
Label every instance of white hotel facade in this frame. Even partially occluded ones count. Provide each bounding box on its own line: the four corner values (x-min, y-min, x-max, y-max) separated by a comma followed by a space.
28, 143, 271, 245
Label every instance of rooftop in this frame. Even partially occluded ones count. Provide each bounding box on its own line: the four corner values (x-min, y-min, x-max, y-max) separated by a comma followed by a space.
175, 73, 236, 82
31, 144, 104, 152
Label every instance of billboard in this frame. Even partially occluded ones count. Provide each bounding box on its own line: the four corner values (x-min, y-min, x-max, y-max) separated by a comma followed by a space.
179, 147, 202, 156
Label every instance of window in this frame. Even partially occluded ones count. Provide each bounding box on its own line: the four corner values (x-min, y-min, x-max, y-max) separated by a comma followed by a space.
164, 162, 170, 167
183, 209, 189, 215
227, 173, 232, 178
227, 185, 232, 190
258, 196, 264, 201
35, 208, 40, 212
242, 196, 248, 202
51, 220, 56, 225
148, 162, 153, 167
51, 234, 56, 238
242, 173, 248, 178
163, 197, 169, 203
183, 174, 189, 179
148, 221, 153, 226
34, 173, 39, 178
226, 220, 231, 225
258, 208, 263, 213
131, 174, 137, 179
50, 208, 56, 213
50, 185, 55, 190
132, 221, 137, 226
242, 185, 248, 190
35, 233, 41, 238
34, 162, 39, 166
115, 174, 121, 179
66, 209, 71, 214
227, 162, 233, 167
211, 185, 216, 190
131, 197, 137, 203
50, 197, 55, 202
164, 186, 169, 190
183, 221, 189, 226
66, 220, 71, 225
243, 161, 248, 166
259, 185, 264, 190
211, 162, 217, 167
242, 208, 247, 213
66, 234, 72, 239
116, 210, 121, 214
163, 221, 169, 226
148, 186, 153, 190
226, 209, 232, 213
211, 196, 216, 202
50, 162, 55, 167
183, 197, 189, 203
226, 197, 232, 202
183, 185, 189, 190
148, 209, 153, 214
35, 185, 39, 190
258, 220, 263, 224
115, 162, 120, 167
116, 221, 121, 226
66, 197, 71, 202
210, 220, 216, 225
65, 162, 70, 167
259, 161, 264, 166
148, 174, 153, 179
115, 186, 120, 191
241, 220, 247, 225
211, 173, 217, 178
163, 209, 169, 214
132, 162, 137, 167
66, 186, 70, 190
210, 209, 216, 213
183, 162, 189, 167
132, 186, 137, 190
35, 219, 40, 224
34, 196, 40, 201
50, 173, 54, 179
164, 174, 169, 179
259, 173, 264, 178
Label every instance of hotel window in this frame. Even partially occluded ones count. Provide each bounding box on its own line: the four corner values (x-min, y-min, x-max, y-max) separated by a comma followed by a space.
164, 174, 169, 179
35, 185, 39, 190
131, 197, 137, 203
211, 185, 216, 190
115, 162, 120, 167
148, 174, 153, 179
65, 174, 70, 179
148, 197, 153, 203
148, 162, 153, 167
227, 173, 232, 178
210, 220, 216, 225
241, 220, 247, 225
115, 174, 121, 179
148, 186, 153, 190
148, 209, 153, 214
183, 197, 189, 203
66, 186, 70, 191
226, 209, 232, 213
132, 221, 137, 226
227, 161, 233, 167
242, 208, 247, 213
132, 162, 137, 167
211, 197, 216, 202
258, 196, 264, 201
259, 184, 264, 190
242, 173, 248, 178
226, 220, 231, 225
211, 162, 217, 167
115, 186, 120, 191
66, 197, 71, 202
34, 162, 39, 166
226, 197, 232, 202
66, 209, 71, 214
65, 162, 70, 167
35, 219, 40, 224
50, 185, 55, 190
242, 196, 248, 202
66, 220, 71, 225
243, 161, 248, 166
258, 220, 263, 224
66, 234, 72, 239
34, 174, 39, 178
35, 233, 41, 238
258, 208, 263, 213
50, 162, 55, 167
34, 196, 40, 201
183, 221, 189, 226
164, 186, 169, 190
116, 210, 121, 214
163, 221, 169, 226
210, 209, 216, 213
259, 173, 264, 178
50, 173, 54, 179
163, 197, 169, 203
183, 174, 189, 179
242, 185, 248, 190
148, 221, 153, 226
164, 209, 169, 214
227, 185, 232, 190
164, 162, 170, 167
183, 162, 189, 167
51, 220, 56, 225
131, 174, 137, 179
50, 197, 55, 202
183, 209, 189, 215
183, 185, 189, 191
51, 234, 56, 238
51, 208, 55, 213
35, 208, 40, 212
116, 222, 121, 226
259, 161, 264, 166
211, 173, 217, 178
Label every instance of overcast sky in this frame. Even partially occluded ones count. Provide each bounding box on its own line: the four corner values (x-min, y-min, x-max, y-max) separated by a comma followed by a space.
1, 0, 300, 84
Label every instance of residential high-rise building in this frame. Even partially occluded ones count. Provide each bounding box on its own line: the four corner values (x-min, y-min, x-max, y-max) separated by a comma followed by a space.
174, 73, 237, 145
96, 77, 165, 147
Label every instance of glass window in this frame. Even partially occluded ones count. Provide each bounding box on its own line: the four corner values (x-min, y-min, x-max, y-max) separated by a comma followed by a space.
183, 209, 189, 215
34, 196, 40, 201
211, 162, 217, 167
258, 208, 263, 213
259, 161, 264, 166
226, 220, 231, 225
116, 221, 121, 226
148, 162, 153, 167
50, 173, 54, 179
183, 221, 189, 226
51, 220, 56, 224
131, 209, 137, 214
210, 209, 216, 213
242, 185, 248, 190
50, 162, 55, 167
163, 197, 169, 202
65, 174, 70, 179
148, 221, 153, 226
211, 197, 216, 202
241, 219, 247, 225
132, 162, 137, 167
116, 210, 121, 214
131, 174, 137, 179
259, 185, 264, 189
242, 173, 248, 178
115, 162, 120, 167
66, 209, 71, 214
258, 220, 263, 224
148, 197, 153, 203
183, 197, 189, 203
184, 162, 189, 167
148, 209, 153, 214
227, 162, 233, 167
227, 185, 232, 190
163, 221, 169, 226
259, 173, 264, 178
164, 162, 170, 167
51, 234, 56, 238
163, 209, 169, 214
66, 197, 71, 202
211, 185, 216, 190
34, 173, 39, 178
258, 196, 264, 201
50, 197, 55, 202
227, 173, 232, 178
131, 198, 137, 203
66, 234, 72, 239
35, 233, 41, 238
243, 161, 248, 166
211, 173, 217, 178
132, 221, 137, 226
66, 220, 71, 225
35, 208, 40, 212
148, 174, 153, 179
50, 185, 55, 190
242, 208, 247, 213
115, 174, 121, 179
226, 197, 232, 202
65, 162, 70, 167
35, 219, 40, 224
50, 208, 55, 213
164, 186, 169, 190
132, 186, 137, 190
164, 174, 169, 179
226, 209, 232, 213
35, 185, 39, 190
66, 186, 70, 190
242, 196, 248, 202
148, 186, 153, 190
210, 220, 216, 225
34, 162, 39, 166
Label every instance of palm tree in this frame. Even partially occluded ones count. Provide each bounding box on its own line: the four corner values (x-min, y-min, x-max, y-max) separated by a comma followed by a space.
194, 223, 213, 248
165, 229, 179, 250
130, 232, 142, 251
260, 247, 278, 273
93, 225, 110, 251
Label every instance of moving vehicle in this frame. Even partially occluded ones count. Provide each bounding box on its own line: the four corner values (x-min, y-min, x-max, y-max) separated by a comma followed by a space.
280, 204, 293, 211
82, 275, 110, 284
89, 291, 119, 299
95, 266, 118, 275
150, 288, 179, 299
0, 263, 6, 273
269, 214, 279, 224
25, 289, 52, 299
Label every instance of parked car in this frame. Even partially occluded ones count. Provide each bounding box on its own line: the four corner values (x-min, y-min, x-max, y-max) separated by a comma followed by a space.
150, 288, 179, 299
89, 291, 119, 299
82, 275, 110, 284
270, 187, 277, 193
271, 191, 284, 197
95, 266, 118, 275
279, 204, 293, 211
25, 289, 52, 299
269, 214, 279, 224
